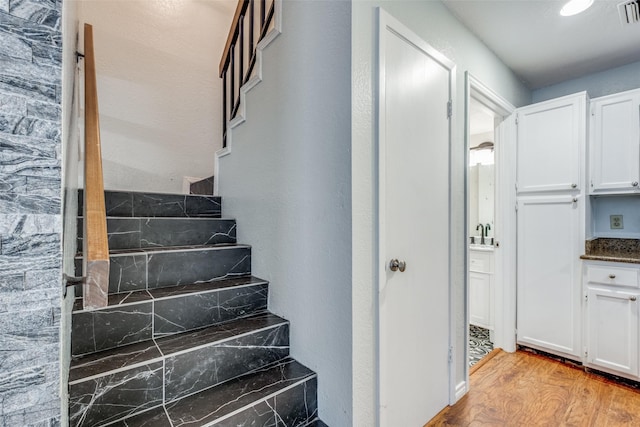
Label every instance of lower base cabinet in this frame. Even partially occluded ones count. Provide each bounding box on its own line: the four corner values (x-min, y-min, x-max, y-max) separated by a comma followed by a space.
584, 262, 640, 380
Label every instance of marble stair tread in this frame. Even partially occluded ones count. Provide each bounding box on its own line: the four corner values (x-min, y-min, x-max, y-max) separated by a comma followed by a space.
77, 217, 237, 250
305, 420, 329, 427
164, 358, 317, 426
69, 312, 287, 383
72, 276, 268, 313
78, 189, 222, 218
108, 406, 171, 427
71, 276, 269, 356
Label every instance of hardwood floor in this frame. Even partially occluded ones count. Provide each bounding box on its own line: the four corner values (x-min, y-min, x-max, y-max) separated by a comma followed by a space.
426, 350, 640, 426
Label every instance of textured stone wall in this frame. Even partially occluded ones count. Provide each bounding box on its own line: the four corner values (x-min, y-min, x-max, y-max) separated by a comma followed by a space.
0, 0, 63, 425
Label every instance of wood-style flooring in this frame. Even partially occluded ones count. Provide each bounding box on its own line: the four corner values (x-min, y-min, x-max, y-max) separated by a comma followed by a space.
426, 350, 640, 426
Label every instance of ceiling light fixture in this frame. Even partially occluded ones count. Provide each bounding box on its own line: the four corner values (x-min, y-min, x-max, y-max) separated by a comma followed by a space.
560, 0, 594, 16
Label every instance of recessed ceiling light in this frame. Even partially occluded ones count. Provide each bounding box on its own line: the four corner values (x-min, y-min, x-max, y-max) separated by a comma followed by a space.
560, 0, 594, 16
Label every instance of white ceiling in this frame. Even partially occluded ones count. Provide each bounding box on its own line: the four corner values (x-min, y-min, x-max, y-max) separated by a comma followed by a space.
442, 0, 640, 89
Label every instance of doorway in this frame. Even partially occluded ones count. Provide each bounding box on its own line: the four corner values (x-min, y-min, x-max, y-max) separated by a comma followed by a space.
464, 74, 517, 384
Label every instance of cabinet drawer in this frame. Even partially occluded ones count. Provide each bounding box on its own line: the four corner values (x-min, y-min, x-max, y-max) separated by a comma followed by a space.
586, 264, 639, 288
469, 250, 493, 273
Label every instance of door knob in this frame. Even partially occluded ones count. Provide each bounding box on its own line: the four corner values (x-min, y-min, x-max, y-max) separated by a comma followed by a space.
389, 259, 406, 272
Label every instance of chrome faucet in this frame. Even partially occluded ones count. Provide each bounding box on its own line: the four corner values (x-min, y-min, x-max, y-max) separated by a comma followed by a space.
476, 223, 485, 245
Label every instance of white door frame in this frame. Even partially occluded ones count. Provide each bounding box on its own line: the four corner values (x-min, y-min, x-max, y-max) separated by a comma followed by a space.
464, 73, 517, 389
377, 7, 457, 423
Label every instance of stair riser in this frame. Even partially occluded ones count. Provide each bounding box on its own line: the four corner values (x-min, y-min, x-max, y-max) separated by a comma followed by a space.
69, 324, 289, 427
75, 247, 251, 294
165, 324, 290, 402
72, 284, 268, 356
78, 190, 222, 218
213, 378, 318, 427
68, 361, 164, 427
77, 218, 237, 250
154, 284, 268, 337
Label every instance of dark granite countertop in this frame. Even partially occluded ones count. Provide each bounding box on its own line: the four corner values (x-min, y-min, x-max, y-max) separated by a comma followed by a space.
580, 238, 640, 264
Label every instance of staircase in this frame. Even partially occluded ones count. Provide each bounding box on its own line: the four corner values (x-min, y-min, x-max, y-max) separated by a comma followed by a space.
69, 190, 327, 427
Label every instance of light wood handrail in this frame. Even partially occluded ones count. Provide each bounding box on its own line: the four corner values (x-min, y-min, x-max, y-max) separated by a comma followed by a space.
83, 23, 110, 310
219, 0, 250, 77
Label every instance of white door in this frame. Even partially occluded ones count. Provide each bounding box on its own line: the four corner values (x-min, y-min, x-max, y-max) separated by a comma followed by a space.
378, 9, 454, 426
516, 93, 586, 194
516, 196, 583, 357
586, 287, 639, 376
590, 89, 640, 193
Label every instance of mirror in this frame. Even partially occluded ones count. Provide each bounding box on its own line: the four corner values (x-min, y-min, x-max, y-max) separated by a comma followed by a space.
469, 99, 495, 245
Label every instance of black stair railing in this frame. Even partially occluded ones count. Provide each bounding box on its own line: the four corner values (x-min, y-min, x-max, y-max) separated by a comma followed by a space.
219, 0, 276, 148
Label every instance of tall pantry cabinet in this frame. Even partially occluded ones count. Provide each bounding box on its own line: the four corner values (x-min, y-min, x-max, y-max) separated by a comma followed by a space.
515, 93, 587, 358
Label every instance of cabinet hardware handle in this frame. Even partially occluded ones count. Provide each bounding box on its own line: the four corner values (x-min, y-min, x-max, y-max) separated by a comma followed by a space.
633, 181, 639, 187
572, 197, 578, 203
609, 274, 616, 279
630, 296, 637, 301
571, 183, 577, 188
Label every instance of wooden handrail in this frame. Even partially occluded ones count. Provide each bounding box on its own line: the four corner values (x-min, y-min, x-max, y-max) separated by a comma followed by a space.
219, 0, 276, 148
219, 0, 250, 77
83, 23, 110, 310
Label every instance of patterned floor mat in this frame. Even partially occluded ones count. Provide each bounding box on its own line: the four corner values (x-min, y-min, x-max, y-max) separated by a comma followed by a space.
469, 325, 494, 367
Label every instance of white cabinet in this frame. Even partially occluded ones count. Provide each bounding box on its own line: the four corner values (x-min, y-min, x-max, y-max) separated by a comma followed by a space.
469, 249, 493, 329
516, 92, 587, 194
584, 262, 640, 378
589, 89, 640, 194
516, 195, 583, 358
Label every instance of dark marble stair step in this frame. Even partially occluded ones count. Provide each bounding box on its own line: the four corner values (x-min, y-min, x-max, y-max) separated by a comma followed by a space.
305, 419, 329, 427
72, 276, 269, 356
164, 358, 317, 426
78, 189, 221, 218
74, 243, 251, 294
68, 312, 289, 427
77, 217, 237, 250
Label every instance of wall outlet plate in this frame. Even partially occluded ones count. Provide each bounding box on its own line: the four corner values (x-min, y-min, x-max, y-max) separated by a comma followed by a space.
610, 214, 624, 229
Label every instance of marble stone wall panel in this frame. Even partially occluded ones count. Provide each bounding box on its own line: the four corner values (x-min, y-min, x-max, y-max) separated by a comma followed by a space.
0, 0, 62, 424
0, 362, 60, 425
147, 247, 251, 288
0, 112, 61, 141
0, 91, 27, 114
68, 362, 163, 427
0, 10, 62, 48
71, 302, 153, 356
164, 323, 290, 402
27, 98, 61, 122
0, 29, 33, 61
0, 326, 59, 373
8, 0, 60, 30
107, 406, 171, 427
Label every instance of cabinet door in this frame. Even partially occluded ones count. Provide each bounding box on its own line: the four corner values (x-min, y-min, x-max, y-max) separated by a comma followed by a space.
517, 196, 583, 357
516, 93, 586, 193
469, 271, 491, 329
587, 287, 638, 376
590, 90, 640, 193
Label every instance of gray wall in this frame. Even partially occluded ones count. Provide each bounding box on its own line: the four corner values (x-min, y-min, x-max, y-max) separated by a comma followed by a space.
533, 60, 640, 102
0, 0, 64, 425
352, 1, 531, 424
217, 1, 352, 425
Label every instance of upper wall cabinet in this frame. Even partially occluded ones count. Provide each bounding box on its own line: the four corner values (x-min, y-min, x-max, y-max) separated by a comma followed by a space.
589, 89, 640, 194
516, 92, 587, 194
